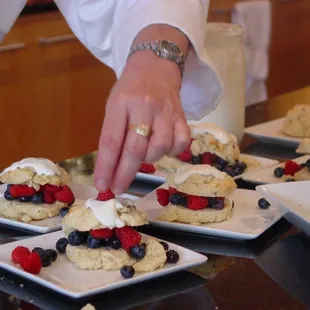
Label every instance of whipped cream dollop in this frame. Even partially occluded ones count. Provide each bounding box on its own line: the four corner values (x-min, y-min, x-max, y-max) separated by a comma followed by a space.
174, 164, 227, 184
191, 123, 237, 145
0, 158, 61, 176
85, 197, 126, 229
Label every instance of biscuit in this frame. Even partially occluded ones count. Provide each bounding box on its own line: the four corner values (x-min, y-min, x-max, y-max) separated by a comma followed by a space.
293, 167, 310, 181
296, 139, 310, 154
156, 156, 188, 173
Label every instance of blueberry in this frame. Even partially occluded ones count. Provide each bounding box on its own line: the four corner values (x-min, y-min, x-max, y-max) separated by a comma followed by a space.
32, 193, 43, 204
235, 161, 247, 174
179, 196, 188, 208
213, 199, 225, 210
130, 245, 146, 260
285, 178, 295, 182
6, 184, 12, 190
59, 207, 69, 217
39, 251, 52, 267
56, 238, 68, 253
191, 155, 201, 165
120, 266, 135, 279
217, 157, 229, 167
274, 167, 284, 178
214, 164, 225, 172
159, 241, 169, 251
4, 190, 15, 201
306, 159, 310, 168
32, 247, 44, 255
87, 235, 101, 249
224, 167, 237, 177
108, 237, 121, 249
207, 197, 217, 206
169, 193, 182, 205
19, 196, 32, 203
258, 198, 270, 209
45, 249, 58, 262
166, 250, 179, 264
68, 231, 85, 246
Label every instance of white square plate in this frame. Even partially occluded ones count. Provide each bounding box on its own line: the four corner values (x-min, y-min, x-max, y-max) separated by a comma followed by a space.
135, 154, 279, 184
256, 181, 310, 235
0, 183, 139, 234
134, 186, 284, 240
242, 155, 309, 184
0, 231, 207, 298
245, 118, 300, 147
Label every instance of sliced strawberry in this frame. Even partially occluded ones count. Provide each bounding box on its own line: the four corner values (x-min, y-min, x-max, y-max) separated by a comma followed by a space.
115, 226, 142, 251
188, 195, 208, 210
168, 187, 179, 195
97, 189, 115, 201
201, 152, 213, 165
55, 186, 75, 204
9, 185, 36, 198
156, 188, 170, 206
139, 163, 156, 174
284, 160, 302, 176
43, 190, 56, 204
20, 252, 41, 275
44, 184, 61, 194
90, 228, 114, 239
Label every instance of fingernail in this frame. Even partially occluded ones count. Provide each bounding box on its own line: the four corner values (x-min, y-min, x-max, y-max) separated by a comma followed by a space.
96, 179, 107, 191
112, 187, 123, 195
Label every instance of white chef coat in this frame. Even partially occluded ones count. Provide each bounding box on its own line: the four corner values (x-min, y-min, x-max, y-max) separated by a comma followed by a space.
0, 0, 222, 120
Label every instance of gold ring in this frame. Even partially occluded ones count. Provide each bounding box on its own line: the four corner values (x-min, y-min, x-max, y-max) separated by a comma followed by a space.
129, 124, 152, 139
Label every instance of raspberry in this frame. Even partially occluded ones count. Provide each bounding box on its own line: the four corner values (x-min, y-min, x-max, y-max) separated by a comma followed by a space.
9, 185, 36, 198
11, 246, 31, 264
156, 188, 170, 206
44, 184, 61, 194
90, 228, 114, 239
168, 187, 178, 194
178, 146, 192, 162
201, 152, 213, 165
20, 252, 41, 275
284, 160, 302, 176
43, 190, 56, 204
188, 195, 208, 210
55, 186, 75, 204
115, 226, 142, 251
139, 162, 156, 174
97, 189, 115, 201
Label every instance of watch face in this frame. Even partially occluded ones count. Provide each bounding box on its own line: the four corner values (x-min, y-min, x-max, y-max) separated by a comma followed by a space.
161, 40, 181, 55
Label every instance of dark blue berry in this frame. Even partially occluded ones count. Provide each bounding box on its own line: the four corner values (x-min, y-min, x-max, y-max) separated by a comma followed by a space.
274, 167, 284, 178
224, 167, 237, 177
32, 193, 43, 204
32, 247, 44, 255
217, 157, 229, 167
179, 196, 188, 207
39, 251, 52, 267
208, 197, 217, 206
19, 196, 32, 203
87, 235, 101, 249
169, 193, 182, 205
68, 231, 85, 246
235, 161, 247, 174
45, 249, 58, 262
166, 250, 179, 263
6, 184, 12, 191
213, 199, 225, 210
130, 245, 146, 260
108, 237, 121, 249
214, 164, 225, 172
191, 155, 201, 165
4, 190, 15, 201
59, 207, 69, 217
159, 241, 169, 251
285, 178, 295, 182
306, 159, 310, 168
120, 266, 135, 279
258, 198, 270, 209
56, 238, 68, 253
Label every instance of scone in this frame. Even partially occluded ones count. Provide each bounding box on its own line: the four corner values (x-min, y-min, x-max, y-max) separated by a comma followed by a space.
157, 123, 258, 177
0, 158, 76, 223
296, 138, 310, 154
282, 104, 310, 138
59, 190, 180, 278
156, 165, 237, 225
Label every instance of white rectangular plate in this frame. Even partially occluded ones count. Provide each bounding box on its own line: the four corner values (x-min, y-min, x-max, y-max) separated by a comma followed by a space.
242, 155, 309, 184
134, 187, 284, 240
0, 231, 207, 298
245, 118, 300, 147
256, 181, 310, 235
0, 183, 139, 234
135, 154, 279, 184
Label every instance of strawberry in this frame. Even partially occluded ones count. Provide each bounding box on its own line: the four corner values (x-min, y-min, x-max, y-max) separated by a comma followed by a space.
115, 226, 142, 251
156, 188, 170, 206
44, 184, 61, 194
201, 152, 213, 165
11, 246, 31, 264
55, 186, 75, 204
97, 189, 115, 201
168, 187, 178, 194
284, 160, 302, 176
188, 195, 208, 210
90, 228, 114, 239
178, 147, 192, 162
9, 185, 36, 198
20, 252, 41, 275
139, 163, 156, 174
43, 190, 56, 204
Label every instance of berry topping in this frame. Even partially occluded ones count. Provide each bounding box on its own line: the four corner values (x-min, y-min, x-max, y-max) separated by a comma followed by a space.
44, 184, 61, 194
11, 246, 31, 264
59, 207, 70, 217
234, 161, 247, 174
191, 155, 201, 165
87, 235, 101, 249
32, 193, 44, 204
20, 252, 42, 275
9, 185, 36, 198
139, 162, 156, 174
166, 250, 179, 264
169, 193, 183, 205
159, 241, 169, 251
120, 266, 135, 279
201, 152, 213, 165
130, 244, 146, 260
179, 196, 188, 207
44, 249, 58, 262
258, 198, 270, 209
156, 188, 170, 206
168, 187, 178, 194
188, 195, 208, 210
178, 144, 192, 162
108, 237, 122, 249
274, 167, 285, 178
55, 186, 75, 205
18, 196, 33, 203
68, 231, 87, 246
97, 189, 115, 201
284, 160, 302, 176
4, 190, 15, 201
213, 198, 225, 210
43, 190, 56, 204
56, 238, 68, 253
216, 157, 229, 167
115, 226, 142, 251
90, 228, 114, 239
39, 251, 52, 267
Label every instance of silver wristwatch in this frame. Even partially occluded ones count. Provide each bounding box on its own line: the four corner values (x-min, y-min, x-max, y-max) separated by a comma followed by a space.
128, 39, 185, 76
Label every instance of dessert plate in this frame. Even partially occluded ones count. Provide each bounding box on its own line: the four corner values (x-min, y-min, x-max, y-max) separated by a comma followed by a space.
134, 186, 284, 240
242, 155, 309, 184
135, 154, 279, 184
0, 183, 139, 234
256, 181, 310, 235
0, 231, 207, 298
245, 118, 300, 147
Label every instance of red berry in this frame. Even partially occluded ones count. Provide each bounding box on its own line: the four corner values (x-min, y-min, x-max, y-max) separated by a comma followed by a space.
97, 189, 115, 201
188, 195, 208, 210
201, 153, 213, 165
55, 186, 75, 204
139, 163, 156, 174
168, 187, 178, 194
115, 226, 142, 251
20, 252, 42, 275
9, 185, 36, 198
156, 188, 170, 206
11, 246, 31, 264
44, 184, 62, 194
178, 140, 193, 162
284, 160, 301, 176
90, 228, 114, 239
43, 190, 56, 204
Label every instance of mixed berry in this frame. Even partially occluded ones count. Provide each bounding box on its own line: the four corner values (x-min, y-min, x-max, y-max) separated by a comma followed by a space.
273, 159, 310, 181
258, 198, 270, 209
156, 187, 226, 210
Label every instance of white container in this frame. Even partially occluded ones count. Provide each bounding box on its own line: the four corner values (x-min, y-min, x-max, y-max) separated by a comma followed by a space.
189, 23, 246, 143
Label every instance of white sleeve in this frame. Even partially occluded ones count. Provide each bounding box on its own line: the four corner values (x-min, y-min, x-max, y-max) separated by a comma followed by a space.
54, 0, 223, 120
